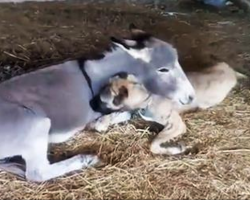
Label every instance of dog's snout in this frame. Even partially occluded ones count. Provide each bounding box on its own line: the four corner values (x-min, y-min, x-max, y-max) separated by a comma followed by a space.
89, 95, 101, 111
97, 86, 111, 102
90, 95, 116, 115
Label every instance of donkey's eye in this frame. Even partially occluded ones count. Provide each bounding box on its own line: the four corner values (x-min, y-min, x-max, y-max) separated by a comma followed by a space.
158, 68, 169, 73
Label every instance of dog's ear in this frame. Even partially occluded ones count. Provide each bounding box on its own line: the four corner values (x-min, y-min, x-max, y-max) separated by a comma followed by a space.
111, 73, 139, 83
116, 72, 129, 79
111, 72, 128, 80
127, 74, 139, 83
109, 72, 128, 84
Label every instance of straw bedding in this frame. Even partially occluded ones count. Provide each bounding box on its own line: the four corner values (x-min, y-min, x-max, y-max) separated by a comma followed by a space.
0, 1, 249, 199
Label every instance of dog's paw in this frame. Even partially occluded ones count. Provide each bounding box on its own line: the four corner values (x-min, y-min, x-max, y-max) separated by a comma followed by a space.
93, 121, 109, 132
164, 142, 186, 155
151, 141, 187, 155
110, 111, 132, 124
86, 120, 109, 133
79, 154, 100, 167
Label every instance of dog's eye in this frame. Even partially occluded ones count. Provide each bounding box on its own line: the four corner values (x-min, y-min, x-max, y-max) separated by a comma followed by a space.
158, 68, 169, 73
113, 96, 122, 106
112, 86, 128, 106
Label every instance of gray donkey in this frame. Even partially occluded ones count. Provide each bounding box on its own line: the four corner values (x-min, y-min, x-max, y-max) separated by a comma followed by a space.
0, 24, 195, 182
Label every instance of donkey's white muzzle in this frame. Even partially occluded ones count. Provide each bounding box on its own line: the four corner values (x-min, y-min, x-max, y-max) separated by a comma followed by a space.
175, 80, 196, 106
173, 61, 196, 105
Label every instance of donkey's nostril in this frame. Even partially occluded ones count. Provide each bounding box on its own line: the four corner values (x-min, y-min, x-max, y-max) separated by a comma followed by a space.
179, 95, 195, 105
188, 95, 194, 104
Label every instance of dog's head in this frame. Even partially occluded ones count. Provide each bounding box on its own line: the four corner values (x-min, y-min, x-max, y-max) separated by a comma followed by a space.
90, 72, 150, 114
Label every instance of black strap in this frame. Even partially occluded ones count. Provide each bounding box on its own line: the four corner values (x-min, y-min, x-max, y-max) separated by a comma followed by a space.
77, 59, 94, 97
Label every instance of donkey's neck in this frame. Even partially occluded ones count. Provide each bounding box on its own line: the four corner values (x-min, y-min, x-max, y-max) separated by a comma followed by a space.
85, 47, 147, 95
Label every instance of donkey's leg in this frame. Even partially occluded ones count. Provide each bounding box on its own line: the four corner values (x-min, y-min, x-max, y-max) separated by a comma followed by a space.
23, 118, 99, 182
0, 156, 26, 177
0, 162, 26, 178
175, 101, 199, 114
150, 110, 187, 155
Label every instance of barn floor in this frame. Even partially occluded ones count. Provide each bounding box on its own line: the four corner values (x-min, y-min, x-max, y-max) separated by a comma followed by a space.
0, 1, 250, 199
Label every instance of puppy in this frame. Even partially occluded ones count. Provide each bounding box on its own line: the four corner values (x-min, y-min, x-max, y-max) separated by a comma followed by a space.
89, 72, 187, 155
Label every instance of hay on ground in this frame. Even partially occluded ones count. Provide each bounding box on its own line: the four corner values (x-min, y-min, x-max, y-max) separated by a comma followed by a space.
0, 2, 250, 200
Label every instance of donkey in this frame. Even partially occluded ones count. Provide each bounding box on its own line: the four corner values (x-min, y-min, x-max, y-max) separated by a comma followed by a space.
88, 62, 246, 154
0, 24, 195, 182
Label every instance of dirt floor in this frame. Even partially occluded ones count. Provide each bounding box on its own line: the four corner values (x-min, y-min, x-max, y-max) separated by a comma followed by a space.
0, 1, 249, 200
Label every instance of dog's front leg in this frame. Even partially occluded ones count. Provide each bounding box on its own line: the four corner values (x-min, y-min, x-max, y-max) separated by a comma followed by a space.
87, 111, 132, 133
150, 110, 187, 155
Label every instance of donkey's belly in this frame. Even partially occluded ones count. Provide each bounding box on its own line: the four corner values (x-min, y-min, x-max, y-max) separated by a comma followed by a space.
40, 91, 95, 134
0, 89, 95, 135
0, 63, 99, 135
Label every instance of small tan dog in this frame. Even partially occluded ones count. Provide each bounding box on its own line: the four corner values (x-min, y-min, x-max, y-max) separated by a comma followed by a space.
88, 62, 246, 155
88, 72, 188, 155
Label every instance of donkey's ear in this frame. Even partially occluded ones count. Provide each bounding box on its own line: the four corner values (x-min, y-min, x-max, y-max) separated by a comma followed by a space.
110, 36, 137, 49
129, 23, 138, 31
128, 23, 149, 38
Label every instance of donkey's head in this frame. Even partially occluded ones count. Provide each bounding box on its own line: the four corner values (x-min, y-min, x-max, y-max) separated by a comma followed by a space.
110, 24, 195, 105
